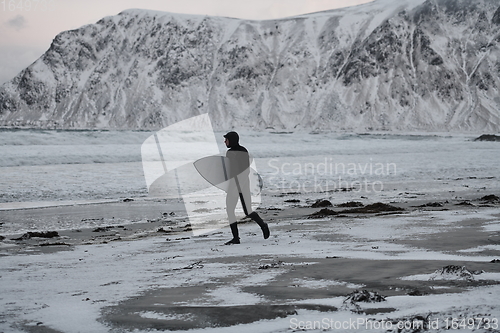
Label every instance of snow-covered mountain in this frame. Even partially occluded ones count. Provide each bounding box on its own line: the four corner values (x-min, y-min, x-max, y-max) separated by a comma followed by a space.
1, 0, 500, 131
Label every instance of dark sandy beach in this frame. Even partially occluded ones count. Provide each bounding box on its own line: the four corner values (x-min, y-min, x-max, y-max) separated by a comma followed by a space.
1, 189, 500, 332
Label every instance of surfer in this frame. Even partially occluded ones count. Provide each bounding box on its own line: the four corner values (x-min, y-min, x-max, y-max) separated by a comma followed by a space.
223, 131, 270, 245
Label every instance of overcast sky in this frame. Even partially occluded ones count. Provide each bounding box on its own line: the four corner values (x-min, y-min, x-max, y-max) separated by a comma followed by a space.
0, 0, 373, 84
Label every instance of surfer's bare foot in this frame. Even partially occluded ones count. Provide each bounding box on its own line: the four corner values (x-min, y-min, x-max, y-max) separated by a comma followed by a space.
224, 238, 240, 245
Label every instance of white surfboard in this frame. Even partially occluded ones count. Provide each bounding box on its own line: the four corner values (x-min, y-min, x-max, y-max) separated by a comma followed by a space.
193, 155, 262, 194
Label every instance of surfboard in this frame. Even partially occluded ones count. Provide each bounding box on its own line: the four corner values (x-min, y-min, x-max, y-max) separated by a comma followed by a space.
193, 155, 262, 194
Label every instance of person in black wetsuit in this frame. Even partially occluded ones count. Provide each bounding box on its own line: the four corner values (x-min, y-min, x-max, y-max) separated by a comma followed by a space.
223, 131, 269, 245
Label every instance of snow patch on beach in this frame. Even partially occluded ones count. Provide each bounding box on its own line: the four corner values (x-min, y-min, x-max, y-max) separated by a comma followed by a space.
206, 286, 264, 306
401, 272, 500, 282
137, 311, 195, 322
290, 278, 364, 289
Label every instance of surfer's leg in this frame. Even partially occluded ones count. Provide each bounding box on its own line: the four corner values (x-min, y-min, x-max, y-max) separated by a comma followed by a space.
238, 175, 270, 240
225, 222, 240, 245
226, 184, 238, 223
240, 183, 252, 216
248, 211, 270, 239
225, 186, 240, 244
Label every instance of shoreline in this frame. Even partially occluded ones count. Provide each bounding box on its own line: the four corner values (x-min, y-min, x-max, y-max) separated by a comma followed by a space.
1, 188, 499, 246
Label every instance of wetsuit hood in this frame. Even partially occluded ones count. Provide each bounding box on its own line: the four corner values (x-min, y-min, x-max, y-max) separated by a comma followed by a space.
224, 131, 239, 148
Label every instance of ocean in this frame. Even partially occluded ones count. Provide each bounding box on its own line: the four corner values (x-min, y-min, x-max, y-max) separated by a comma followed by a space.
1, 128, 499, 234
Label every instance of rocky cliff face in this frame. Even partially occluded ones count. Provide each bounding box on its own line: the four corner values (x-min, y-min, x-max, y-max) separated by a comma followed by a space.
1, 0, 500, 132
